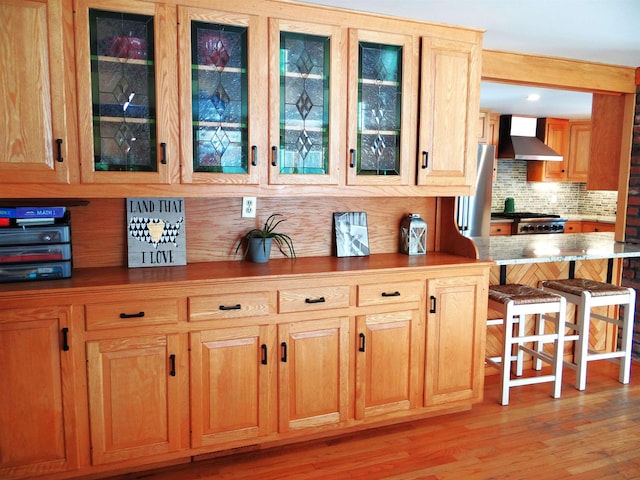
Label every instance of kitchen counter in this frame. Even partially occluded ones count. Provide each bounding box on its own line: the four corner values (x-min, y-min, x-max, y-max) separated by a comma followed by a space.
472, 232, 640, 265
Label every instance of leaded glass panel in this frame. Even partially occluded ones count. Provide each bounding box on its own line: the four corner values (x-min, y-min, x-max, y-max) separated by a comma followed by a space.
279, 32, 330, 175
357, 42, 402, 176
191, 22, 248, 173
89, 9, 157, 172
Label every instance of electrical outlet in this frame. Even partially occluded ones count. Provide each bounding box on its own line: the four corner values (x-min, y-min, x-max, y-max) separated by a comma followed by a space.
242, 197, 257, 218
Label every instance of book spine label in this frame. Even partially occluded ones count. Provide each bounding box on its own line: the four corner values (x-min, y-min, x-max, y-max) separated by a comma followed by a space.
15, 207, 66, 218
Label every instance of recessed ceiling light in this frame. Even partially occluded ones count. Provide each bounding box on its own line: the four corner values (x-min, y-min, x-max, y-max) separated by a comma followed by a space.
527, 93, 541, 102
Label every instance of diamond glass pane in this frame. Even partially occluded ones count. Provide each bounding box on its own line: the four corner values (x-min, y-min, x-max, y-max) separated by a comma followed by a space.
357, 42, 402, 176
279, 32, 330, 175
192, 22, 248, 173
89, 9, 157, 172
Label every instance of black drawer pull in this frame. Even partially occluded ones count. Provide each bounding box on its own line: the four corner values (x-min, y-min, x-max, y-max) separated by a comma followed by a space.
251, 145, 258, 166
160, 142, 167, 164
271, 146, 278, 166
381, 291, 401, 297
120, 311, 145, 319
261, 344, 268, 365
305, 297, 326, 304
349, 148, 356, 168
359, 333, 366, 352
169, 354, 176, 376
421, 151, 429, 169
56, 138, 64, 162
429, 295, 437, 313
61, 327, 70, 351
281, 342, 287, 362
219, 304, 241, 311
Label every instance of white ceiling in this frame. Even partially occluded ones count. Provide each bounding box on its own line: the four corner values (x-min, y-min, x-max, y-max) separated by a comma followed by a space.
292, 0, 640, 118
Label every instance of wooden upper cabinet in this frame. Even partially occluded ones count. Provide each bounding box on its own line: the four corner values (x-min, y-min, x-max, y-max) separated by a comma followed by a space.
527, 117, 569, 182
74, 0, 179, 184
567, 120, 591, 182
0, 0, 77, 184
417, 36, 480, 193
268, 19, 345, 185
588, 93, 626, 191
346, 29, 418, 186
178, 7, 267, 184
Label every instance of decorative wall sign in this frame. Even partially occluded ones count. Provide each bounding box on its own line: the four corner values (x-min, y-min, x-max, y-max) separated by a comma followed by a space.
126, 198, 186, 267
333, 212, 370, 257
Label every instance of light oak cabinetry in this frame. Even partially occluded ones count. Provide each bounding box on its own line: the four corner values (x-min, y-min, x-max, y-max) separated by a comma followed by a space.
567, 121, 591, 182
588, 93, 626, 191
0, 254, 491, 478
425, 274, 487, 406
74, 0, 179, 184
0, 0, 77, 184
418, 37, 480, 191
84, 298, 189, 465
527, 118, 570, 182
581, 221, 615, 233
0, 306, 81, 478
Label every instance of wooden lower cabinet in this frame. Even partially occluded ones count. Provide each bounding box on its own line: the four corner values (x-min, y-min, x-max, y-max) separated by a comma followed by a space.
190, 325, 276, 447
0, 306, 81, 479
355, 309, 422, 419
0, 256, 492, 478
278, 317, 350, 432
424, 274, 487, 406
86, 333, 188, 465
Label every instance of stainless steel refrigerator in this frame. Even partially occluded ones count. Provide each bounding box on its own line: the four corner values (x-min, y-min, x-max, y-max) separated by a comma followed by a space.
457, 144, 495, 237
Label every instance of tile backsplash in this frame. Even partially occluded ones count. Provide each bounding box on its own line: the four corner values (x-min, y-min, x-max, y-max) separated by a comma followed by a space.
491, 159, 617, 216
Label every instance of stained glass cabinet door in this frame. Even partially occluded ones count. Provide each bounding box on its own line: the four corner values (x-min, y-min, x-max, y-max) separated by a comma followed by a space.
268, 19, 344, 185
346, 30, 418, 186
75, 0, 178, 184
178, 8, 265, 184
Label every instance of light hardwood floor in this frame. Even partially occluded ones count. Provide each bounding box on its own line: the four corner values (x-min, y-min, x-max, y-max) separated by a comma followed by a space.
104, 361, 640, 480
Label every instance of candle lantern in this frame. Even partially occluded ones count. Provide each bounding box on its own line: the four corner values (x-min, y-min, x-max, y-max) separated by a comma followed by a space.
400, 213, 427, 255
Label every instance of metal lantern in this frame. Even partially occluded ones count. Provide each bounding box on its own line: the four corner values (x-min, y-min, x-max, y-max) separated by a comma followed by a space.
400, 213, 427, 255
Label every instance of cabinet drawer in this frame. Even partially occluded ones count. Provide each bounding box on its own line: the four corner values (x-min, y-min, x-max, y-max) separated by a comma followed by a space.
278, 285, 350, 313
490, 222, 511, 236
189, 292, 272, 321
85, 299, 180, 330
357, 280, 423, 306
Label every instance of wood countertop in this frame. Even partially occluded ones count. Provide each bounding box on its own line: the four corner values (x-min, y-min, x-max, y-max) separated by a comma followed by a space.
0, 252, 493, 299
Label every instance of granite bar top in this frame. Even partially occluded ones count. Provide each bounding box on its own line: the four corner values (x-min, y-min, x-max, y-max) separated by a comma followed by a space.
472, 232, 640, 265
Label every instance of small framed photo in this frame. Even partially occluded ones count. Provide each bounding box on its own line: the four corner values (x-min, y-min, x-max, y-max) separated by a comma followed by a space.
333, 212, 370, 257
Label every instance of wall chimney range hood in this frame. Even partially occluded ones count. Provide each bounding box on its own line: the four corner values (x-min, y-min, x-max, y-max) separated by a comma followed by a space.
498, 115, 563, 161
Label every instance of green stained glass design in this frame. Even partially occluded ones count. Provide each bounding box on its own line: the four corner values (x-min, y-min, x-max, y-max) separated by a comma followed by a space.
279, 32, 330, 175
357, 42, 402, 176
89, 9, 157, 172
191, 22, 249, 173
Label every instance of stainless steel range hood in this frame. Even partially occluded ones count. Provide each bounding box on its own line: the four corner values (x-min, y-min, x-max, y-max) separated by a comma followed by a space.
498, 115, 563, 161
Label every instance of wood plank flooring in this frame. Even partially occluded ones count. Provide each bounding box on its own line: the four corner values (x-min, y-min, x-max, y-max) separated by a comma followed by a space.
104, 361, 640, 480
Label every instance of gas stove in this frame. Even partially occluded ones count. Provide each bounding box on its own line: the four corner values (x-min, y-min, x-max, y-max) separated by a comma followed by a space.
491, 212, 568, 235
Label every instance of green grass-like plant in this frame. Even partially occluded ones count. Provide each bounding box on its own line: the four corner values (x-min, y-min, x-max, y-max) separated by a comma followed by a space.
235, 213, 296, 260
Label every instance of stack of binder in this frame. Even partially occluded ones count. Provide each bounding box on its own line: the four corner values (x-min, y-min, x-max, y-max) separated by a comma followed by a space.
0, 207, 72, 283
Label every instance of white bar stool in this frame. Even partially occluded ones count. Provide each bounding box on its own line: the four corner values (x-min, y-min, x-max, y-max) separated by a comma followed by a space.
487, 284, 566, 406
541, 278, 636, 391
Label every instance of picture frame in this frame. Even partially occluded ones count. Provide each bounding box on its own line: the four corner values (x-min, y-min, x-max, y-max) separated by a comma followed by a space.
333, 212, 370, 257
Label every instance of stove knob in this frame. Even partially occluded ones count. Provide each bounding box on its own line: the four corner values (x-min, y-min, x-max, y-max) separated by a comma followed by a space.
537, 225, 544, 231
543, 225, 550, 230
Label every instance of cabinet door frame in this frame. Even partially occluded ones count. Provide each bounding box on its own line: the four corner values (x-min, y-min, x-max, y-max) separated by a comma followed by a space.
417, 36, 479, 192
268, 18, 345, 186
178, 7, 267, 185
345, 28, 418, 186
355, 308, 422, 419
0, 306, 80, 477
74, 0, 179, 184
86, 333, 188, 464
190, 324, 276, 448
0, 0, 78, 184
425, 274, 487, 406
278, 316, 350, 432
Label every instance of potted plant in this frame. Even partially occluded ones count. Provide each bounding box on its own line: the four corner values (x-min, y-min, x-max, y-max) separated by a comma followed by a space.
235, 213, 296, 263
